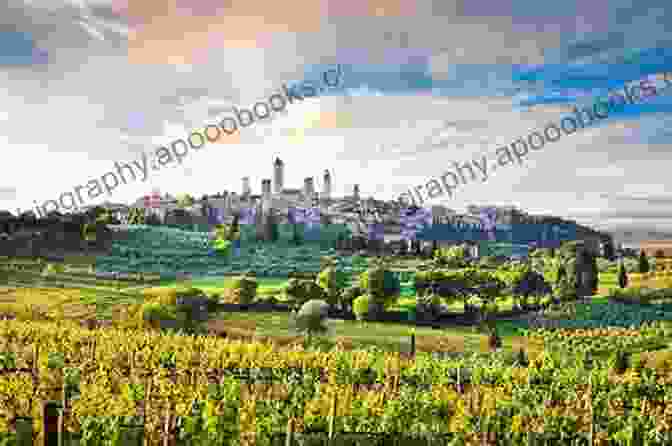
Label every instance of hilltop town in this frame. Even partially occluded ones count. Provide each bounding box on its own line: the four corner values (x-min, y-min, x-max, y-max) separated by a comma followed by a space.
0, 156, 616, 262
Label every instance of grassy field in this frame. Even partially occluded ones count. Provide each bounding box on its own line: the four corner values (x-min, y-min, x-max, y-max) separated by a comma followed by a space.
3, 255, 672, 357
205, 310, 516, 355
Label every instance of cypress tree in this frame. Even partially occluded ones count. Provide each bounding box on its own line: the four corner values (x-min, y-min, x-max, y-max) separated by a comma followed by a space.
638, 250, 650, 274
618, 261, 628, 289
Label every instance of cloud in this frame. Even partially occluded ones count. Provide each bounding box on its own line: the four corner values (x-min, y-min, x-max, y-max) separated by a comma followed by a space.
600, 194, 672, 205
564, 32, 626, 61
0, 187, 18, 201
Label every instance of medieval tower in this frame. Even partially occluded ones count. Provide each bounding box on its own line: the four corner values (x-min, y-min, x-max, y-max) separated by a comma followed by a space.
242, 177, 251, 198
273, 157, 284, 194
322, 170, 331, 200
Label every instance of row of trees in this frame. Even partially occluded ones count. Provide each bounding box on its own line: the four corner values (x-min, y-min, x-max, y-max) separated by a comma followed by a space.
616, 249, 668, 288
225, 241, 599, 324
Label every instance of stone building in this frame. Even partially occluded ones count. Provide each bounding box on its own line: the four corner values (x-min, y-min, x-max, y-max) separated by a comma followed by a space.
639, 240, 672, 258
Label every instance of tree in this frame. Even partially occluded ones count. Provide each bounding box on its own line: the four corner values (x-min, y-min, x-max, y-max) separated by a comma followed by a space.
601, 239, 616, 260
316, 266, 342, 308
433, 245, 467, 267
359, 258, 399, 320
293, 300, 331, 345
556, 263, 566, 283
589, 254, 599, 295
638, 250, 650, 274
509, 266, 552, 310
228, 215, 240, 241
618, 261, 628, 289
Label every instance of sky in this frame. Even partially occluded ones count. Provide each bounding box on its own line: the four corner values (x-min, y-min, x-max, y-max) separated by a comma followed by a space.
1, 0, 671, 241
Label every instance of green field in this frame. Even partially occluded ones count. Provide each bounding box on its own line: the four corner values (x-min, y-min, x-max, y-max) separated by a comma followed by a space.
3, 253, 672, 357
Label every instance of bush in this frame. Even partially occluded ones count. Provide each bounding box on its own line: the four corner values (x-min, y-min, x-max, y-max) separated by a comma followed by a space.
433, 246, 467, 268
353, 295, 371, 321
340, 286, 362, 311
43, 263, 65, 275
610, 350, 629, 375
415, 293, 442, 322
284, 279, 326, 310
141, 302, 178, 328
229, 275, 258, 304
608, 287, 654, 305
145, 289, 178, 306
294, 299, 330, 336
284, 278, 306, 307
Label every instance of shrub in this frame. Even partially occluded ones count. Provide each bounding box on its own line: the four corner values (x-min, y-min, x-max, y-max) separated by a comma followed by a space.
284, 279, 326, 310
610, 349, 629, 375
42, 263, 65, 276
141, 302, 177, 329
433, 246, 467, 268
340, 286, 362, 311
514, 348, 529, 367
556, 263, 567, 283
596, 258, 615, 273
294, 299, 330, 337
478, 256, 501, 269
146, 289, 178, 306
415, 292, 442, 322
284, 278, 306, 307
229, 275, 258, 304
353, 295, 371, 321
302, 281, 327, 302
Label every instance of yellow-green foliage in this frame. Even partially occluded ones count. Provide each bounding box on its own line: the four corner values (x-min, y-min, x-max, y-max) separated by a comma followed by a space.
359, 270, 369, 290
415, 270, 451, 282
317, 267, 338, 305
43, 263, 65, 275
0, 303, 51, 321
142, 288, 178, 305
352, 295, 371, 320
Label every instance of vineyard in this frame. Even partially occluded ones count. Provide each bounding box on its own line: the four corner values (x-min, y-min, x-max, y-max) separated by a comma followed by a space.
0, 319, 672, 445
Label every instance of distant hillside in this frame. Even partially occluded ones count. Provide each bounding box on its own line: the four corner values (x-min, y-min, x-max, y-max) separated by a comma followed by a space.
602, 227, 672, 246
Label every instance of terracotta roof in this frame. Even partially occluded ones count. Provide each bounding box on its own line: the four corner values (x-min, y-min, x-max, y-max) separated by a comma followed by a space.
640, 240, 672, 245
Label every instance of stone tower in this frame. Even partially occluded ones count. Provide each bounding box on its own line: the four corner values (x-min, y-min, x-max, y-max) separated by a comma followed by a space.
242, 177, 251, 198
322, 169, 331, 200
261, 179, 272, 212
257, 179, 273, 241
273, 157, 284, 194
303, 177, 314, 200
353, 184, 360, 201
